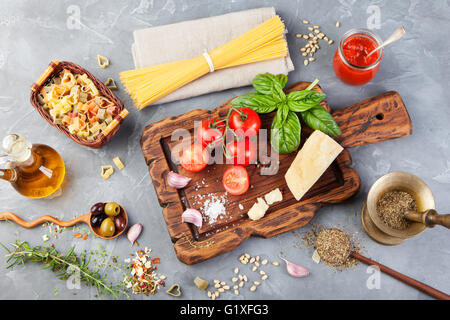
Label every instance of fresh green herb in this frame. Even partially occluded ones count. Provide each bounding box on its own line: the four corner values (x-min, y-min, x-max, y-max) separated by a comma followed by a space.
231, 73, 341, 154
301, 106, 342, 137
1, 241, 127, 299
271, 111, 301, 154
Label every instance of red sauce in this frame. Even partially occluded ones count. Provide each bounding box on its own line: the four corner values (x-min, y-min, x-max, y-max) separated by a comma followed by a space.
333, 34, 382, 85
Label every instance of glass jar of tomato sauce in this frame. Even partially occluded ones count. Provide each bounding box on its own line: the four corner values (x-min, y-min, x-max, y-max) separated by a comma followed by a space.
333, 28, 384, 85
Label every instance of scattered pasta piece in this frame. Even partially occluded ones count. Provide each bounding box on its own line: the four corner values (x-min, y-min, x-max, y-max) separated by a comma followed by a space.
113, 156, 124, 170
166, 284, 182, 297
101, 165, 114, 179
97, 55, 109, 69
104, 78, 118, 91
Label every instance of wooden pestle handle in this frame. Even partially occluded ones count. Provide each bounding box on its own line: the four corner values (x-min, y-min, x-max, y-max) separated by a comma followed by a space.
332, 91, 413, 149
0, 211, 90, 229
405, 209, 450, 229
351, 251, 450, 300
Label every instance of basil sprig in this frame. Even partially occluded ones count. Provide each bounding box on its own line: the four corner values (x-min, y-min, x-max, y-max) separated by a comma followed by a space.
230, 73, 342, 154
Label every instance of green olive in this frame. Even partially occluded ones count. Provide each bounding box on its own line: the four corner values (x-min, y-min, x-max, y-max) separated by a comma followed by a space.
99, 218, 115, 237
104, 202, 121, 217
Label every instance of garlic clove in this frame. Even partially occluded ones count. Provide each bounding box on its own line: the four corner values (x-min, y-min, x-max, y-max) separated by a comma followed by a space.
167, 171, 191, 189
127, 223, 143, 245
280, 256, 309, 278
181, 208, 203, 228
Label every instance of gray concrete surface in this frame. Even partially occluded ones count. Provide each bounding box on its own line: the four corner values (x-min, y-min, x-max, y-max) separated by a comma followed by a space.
0, 0, 449, 300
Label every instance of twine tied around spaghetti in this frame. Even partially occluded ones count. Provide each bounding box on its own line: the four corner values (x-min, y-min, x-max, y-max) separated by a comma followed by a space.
202, 50, 215, 72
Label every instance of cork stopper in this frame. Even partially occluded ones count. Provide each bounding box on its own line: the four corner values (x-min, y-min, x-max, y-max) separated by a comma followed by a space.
2, 134, 32, 163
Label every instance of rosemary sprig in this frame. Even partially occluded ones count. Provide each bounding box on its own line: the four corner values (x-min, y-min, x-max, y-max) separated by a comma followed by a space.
2, 241, 126, 299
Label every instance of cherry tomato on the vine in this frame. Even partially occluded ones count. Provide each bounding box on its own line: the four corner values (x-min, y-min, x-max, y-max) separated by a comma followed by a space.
196, 118, 226, 148
229, 107, 261, 138
225, 138, 257, 167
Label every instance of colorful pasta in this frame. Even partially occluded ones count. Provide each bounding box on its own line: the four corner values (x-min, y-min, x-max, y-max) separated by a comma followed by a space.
37, 69, 120, 141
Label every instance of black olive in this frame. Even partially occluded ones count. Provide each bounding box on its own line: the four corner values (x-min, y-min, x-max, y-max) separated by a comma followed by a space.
90, 202, 105, 216
114, 215, 126, 232
91, 213, 106, 227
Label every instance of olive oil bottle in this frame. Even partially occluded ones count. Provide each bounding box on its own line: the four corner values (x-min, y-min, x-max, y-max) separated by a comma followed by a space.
0, 134, 65, 198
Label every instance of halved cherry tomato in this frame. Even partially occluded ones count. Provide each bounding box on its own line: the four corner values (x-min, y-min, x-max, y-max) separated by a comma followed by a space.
196, 118, 226, 148
225, 138, 257, 166
180, 144, 209, 172
229, 108, 261, 137
223, 166, 249, 195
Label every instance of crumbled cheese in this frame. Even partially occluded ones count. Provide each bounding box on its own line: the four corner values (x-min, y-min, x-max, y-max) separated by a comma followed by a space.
264, 188, 283, 205
247, 198, 269, 221
238, 204, 244, 210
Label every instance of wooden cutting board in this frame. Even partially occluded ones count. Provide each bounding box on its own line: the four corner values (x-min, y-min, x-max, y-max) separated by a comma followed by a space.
140, 82, 412, 265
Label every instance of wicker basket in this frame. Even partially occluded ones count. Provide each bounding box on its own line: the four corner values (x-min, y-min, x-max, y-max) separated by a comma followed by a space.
30, 60, 129, 148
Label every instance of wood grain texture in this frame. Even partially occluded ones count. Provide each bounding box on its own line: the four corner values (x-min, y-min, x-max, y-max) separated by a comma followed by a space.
351, 252, 450, 300
140, 82, 412, 265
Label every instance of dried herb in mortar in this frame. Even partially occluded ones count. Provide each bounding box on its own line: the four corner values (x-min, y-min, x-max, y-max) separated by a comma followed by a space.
377, 190, 417, 230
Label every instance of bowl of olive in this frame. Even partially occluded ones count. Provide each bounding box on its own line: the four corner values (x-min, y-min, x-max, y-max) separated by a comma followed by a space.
0, 201, 128, 240
89, 202, 128, 239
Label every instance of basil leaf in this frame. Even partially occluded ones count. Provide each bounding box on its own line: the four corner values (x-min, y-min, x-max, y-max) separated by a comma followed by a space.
271, 80, 286, 102
252, 73, 288, 99
275, 74, 288, 88
230, 92, 278, 113
301, 106, 342, 137
271, 111, 301, 154
278, 102, 289, 124
252, 73, 278, 95
287, 91, 326, 112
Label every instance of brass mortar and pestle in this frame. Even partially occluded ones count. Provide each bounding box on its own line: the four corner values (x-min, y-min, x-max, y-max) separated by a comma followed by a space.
361, 172, 449, 245
0, 202, 128, 239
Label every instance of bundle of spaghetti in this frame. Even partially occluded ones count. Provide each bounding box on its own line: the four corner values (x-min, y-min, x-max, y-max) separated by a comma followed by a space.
120, 16, 288, 109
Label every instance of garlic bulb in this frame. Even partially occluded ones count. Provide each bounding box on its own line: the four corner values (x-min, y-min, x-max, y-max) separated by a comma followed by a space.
167, 171, 191, 189
181, 208, 203, 228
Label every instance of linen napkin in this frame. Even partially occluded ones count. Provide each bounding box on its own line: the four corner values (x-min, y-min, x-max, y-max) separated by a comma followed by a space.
131, 7, 294, 105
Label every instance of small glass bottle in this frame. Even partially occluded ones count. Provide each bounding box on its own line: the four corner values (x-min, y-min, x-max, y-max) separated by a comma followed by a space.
0, 134, 65, 198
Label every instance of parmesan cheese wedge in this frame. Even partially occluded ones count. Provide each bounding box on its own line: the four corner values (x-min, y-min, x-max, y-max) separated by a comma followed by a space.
285, 130, 343, 201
